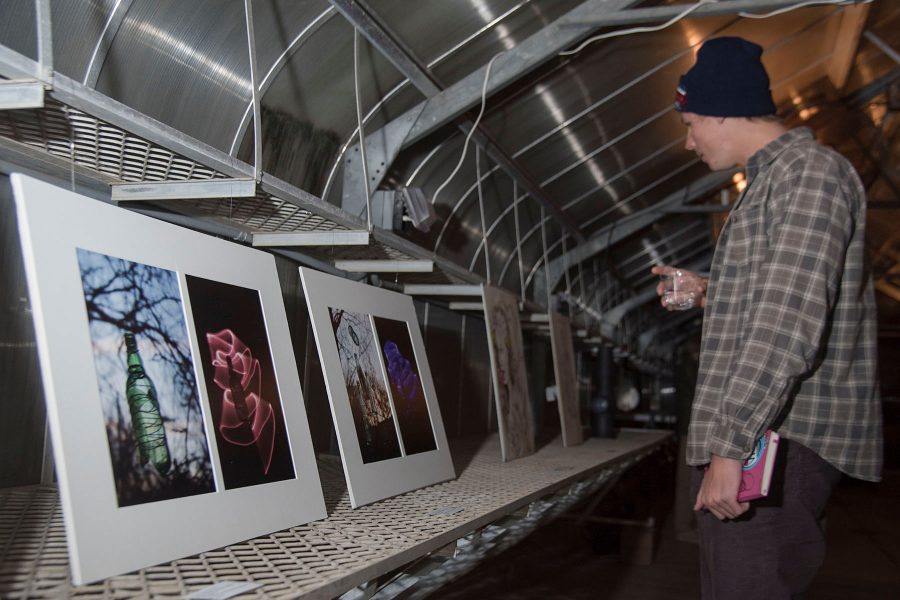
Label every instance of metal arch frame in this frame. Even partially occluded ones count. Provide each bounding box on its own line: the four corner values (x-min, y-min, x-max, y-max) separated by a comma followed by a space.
323, 0, 536, 205
330, 0, 584, 241
599, 256, 710, 339
371, 0, 775, 287
538, 5, 858, 298
349, 0, 640, 159
618, 224, 710, 279
526, 157, 710, 297
516, 3, 856, 296
638, 309, 700, 353
228, 6, 338, 157
542, 169, 734, 290
558, 0, 859, 27
401, 40, 691, 240
333, 0, 820, 242
407, 1, 856, 307
493, 137, 686, 290
564, 225, 710, 299
82, 0, 134, 88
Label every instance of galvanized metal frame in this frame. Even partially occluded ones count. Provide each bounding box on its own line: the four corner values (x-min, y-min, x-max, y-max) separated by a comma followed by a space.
243, 0, 263, 181
331, 0, 584, 241
228, 6, 338, 157
82, 0, 134, 88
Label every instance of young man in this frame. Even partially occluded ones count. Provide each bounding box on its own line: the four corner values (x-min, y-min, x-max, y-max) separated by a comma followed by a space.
653, 37, 882, 598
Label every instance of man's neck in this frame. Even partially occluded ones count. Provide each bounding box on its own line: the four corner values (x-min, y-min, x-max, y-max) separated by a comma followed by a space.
736, 120, 789, 167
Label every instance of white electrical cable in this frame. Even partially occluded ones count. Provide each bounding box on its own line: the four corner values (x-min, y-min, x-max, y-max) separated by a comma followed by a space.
431, 51, 505, 206
475, 146, 492, 283
559, 0, 871, 57
353, 28, 372, 231
739, 0, 872, 19
559, 0, 714, 57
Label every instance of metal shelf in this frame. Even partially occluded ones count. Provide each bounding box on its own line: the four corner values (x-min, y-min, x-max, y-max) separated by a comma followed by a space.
0, 430, 671, 599
0, 50, 484, 289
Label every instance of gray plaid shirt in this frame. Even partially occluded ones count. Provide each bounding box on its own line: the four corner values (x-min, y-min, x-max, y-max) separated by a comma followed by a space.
687, 128, 882, 481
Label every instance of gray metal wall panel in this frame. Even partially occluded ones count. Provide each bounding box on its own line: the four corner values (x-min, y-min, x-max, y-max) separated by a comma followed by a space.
0, 175, 48, 487
461, 312, 493, 437
418, 302, 464, 439
274, 254, 337, 455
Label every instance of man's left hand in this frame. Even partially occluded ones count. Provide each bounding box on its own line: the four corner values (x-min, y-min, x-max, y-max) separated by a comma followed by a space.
694, 454, 749, 520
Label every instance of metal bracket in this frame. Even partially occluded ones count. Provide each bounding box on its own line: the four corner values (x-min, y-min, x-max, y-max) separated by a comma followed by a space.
111, 177, 257, 202
0, 80, 44, 110
252, 230, 370, 247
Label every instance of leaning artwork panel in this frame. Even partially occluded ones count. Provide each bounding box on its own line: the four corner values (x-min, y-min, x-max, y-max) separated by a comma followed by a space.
482, 284, 535, 461
300, 267, 454, 507
11, 174, 324, 584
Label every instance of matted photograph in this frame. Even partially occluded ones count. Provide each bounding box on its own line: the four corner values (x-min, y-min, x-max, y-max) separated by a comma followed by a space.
372, 316, 437, 456
11, 174, 325, 585
186, 275, 296, 488
482, 284, 535, 462
77, 249, 214, 507
300, 267, 455, 507
329, 307, 402, 464
548, 311, 584, 447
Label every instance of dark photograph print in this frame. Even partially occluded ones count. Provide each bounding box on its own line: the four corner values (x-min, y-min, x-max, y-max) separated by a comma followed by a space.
185, 275, 296, 489
372, 317, 436, 455
329, 308, 402, 463
76, 248, 214, 507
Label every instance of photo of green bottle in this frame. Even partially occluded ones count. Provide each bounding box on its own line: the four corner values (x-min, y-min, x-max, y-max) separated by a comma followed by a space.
124, 331, 171, 474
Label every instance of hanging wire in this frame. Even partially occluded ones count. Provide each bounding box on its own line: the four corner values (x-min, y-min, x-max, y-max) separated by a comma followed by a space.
561, 233, 574, 318
540, 206, 551, 309
353, 28, 373, 231
476, 146, 491, 284
559, 0, 713, 57
739, 0, 872, 19
558, 0, 869, 57
512, 180, 527, 302
432, 51, 505, 206
577, 259, 587, 321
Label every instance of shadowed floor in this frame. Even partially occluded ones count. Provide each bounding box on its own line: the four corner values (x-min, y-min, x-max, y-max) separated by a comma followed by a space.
434, 469, 900, 599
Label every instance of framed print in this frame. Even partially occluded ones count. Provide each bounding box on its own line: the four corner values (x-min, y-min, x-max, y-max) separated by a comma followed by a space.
299, 267, 454, 507
11, 174, 325, 584
548, 312, 584, 447
482, 285, 535, 462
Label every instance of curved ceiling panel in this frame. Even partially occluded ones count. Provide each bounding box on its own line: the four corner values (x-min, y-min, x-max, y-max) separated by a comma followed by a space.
94, 1, 252, 152
366, 0, 584, 87
0, 0, 37, 60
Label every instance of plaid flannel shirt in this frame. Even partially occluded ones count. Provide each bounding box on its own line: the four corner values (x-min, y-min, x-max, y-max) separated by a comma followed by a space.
687, 128, 882, 481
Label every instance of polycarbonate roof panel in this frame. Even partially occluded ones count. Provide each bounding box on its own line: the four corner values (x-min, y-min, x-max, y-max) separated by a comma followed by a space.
364, 0, 585, 87
0, 0, 120, 82
0, 0, 37, 60
93, 1, 252, 152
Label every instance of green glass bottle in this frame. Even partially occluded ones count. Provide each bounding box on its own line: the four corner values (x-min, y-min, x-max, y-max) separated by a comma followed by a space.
124, 331, 171, 474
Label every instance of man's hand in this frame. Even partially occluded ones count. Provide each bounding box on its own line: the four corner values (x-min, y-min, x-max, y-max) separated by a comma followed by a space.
650, 265, 708, 310
694, 454, 749, 520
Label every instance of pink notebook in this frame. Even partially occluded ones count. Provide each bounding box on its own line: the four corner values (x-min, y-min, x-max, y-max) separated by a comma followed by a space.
738, 430, 780, 502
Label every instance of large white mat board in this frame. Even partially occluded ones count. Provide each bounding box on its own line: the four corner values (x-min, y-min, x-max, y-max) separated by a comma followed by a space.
299, 267, 455, 507
548, 312, 584, 447
11, 174, 325, 584
481, 284, 535, 461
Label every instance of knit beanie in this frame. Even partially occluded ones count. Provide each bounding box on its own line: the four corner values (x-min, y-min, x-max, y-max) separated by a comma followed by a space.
674, 37, 776, 117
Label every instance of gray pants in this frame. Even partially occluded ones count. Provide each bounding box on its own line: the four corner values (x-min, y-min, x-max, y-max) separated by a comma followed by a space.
691, 439, 842, 599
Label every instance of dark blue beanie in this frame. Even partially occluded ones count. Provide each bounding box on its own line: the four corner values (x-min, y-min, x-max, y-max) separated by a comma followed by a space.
675, 37, 776, 117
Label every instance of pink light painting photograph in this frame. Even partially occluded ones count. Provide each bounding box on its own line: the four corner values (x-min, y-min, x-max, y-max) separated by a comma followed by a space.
185, 275, 296, 489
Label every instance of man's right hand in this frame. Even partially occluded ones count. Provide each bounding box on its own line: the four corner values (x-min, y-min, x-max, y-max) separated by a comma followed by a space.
650, 265, 708, 310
